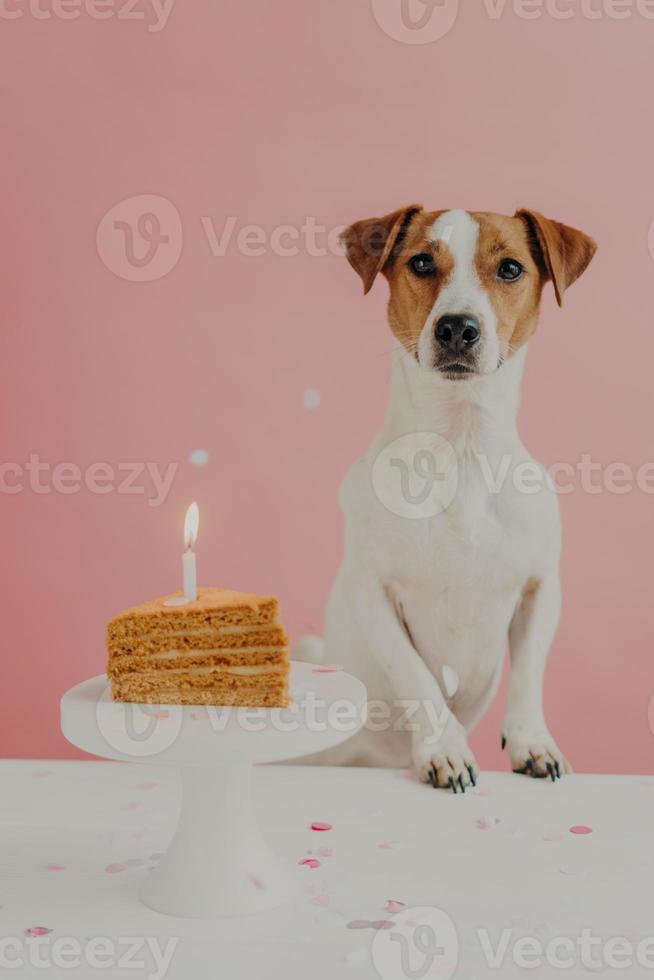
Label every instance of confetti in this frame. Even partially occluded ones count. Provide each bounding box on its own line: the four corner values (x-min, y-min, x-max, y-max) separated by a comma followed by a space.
476, 817, 500, 830
312, 665, 343, 674
569, 825, 593, 835
248, 875, 265, 890
372, 920, 395, 931
385, 900, 406, 914
25, 927, 52, 938
188, 448, 210, 467
303, 389, 321, 410
45, 864, 65, 872
105, 863, 127, 874
442, 664, 459, 697
298, 858, 320, 869
310, 822, 332, 832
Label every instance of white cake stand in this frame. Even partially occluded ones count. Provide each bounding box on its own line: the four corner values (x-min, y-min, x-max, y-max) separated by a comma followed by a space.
60, 663, 366, 919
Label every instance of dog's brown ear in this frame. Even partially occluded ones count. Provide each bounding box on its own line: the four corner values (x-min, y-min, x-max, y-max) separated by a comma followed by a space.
340, 205, 423, 294
516, 209, 597, 307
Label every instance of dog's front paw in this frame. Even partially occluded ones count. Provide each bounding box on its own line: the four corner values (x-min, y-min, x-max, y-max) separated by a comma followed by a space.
501, 725, 572, 781
413, 725, 478, 793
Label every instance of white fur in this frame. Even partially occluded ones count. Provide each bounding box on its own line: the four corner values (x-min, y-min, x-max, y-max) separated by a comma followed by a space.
296, 213, 567, 784
419, 210, 499, 374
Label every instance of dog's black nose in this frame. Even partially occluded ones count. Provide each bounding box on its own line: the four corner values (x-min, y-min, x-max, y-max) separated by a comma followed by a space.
435, 315, 481, 354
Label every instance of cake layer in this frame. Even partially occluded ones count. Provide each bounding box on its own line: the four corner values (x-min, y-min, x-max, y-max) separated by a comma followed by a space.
108, 646, 288, 677
111, 664, 290, 707
107, 625, 288, 658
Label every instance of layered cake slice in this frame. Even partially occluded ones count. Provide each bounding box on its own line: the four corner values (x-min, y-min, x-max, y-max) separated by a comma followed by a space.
106, 587, 290, 707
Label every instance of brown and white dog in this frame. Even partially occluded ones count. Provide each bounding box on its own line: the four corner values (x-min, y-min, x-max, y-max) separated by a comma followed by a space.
295, 206, 597, 791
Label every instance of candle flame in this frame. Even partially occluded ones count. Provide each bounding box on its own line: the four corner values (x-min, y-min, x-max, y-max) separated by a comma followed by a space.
184, 502, 199, 550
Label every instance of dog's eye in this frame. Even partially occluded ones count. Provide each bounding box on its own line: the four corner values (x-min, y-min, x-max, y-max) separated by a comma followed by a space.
497, 258, 524, 282
408, 253, 436, 277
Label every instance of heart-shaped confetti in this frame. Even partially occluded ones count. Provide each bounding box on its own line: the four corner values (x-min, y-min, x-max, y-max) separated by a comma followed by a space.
569, 825, 593, 835
385, 900, 406, 914
298, 858, 320, 869
105, 863, 127, 874
312, 665, 343, 674
310, 822, 332, 832
371, 920, 395, 931
26, 927, 52, 937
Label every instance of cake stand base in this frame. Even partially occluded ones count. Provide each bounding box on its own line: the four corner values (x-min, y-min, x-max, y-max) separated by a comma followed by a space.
141, 764, 296, 917
60, 664, 367, 919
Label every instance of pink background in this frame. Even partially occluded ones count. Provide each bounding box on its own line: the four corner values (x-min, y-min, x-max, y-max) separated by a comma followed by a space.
2, 1, 653, 772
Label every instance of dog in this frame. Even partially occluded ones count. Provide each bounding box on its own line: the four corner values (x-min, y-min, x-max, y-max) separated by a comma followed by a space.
295, 206, 597, 791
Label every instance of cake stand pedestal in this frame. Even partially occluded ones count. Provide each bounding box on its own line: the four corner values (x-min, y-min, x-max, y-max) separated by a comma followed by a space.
60, 663, 366, 919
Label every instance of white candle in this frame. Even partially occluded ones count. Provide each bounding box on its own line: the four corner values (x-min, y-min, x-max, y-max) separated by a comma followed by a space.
182, 502, 199, 601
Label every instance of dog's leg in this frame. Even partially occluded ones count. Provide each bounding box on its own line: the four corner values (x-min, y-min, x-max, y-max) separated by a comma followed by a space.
502, 573, 571, 780
349, 578, 478, 792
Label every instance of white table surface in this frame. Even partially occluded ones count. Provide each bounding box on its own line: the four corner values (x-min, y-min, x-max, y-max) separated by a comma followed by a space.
1, 761, 653, 979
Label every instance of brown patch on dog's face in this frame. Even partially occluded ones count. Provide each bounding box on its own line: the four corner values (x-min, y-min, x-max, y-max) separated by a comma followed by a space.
471, 212, 545, 361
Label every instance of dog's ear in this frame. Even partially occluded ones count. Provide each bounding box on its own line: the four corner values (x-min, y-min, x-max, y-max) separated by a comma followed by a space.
340, 205, 423, 294
516, 209, 597, 307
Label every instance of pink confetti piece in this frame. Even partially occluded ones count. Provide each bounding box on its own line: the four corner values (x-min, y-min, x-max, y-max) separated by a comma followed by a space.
26, 927, 52, 938
312, 665, 343, 674
476, 817, 500, 830
310, 822, 332, 832
298, 858, 320, 869
45, 863, 66, 872
347, 920, 371, 930
385, 900, 406, 914
138, 781, 158, 791
32, 769, 53, 779
248, 875, 265, 891
372, 920, 395, 931
105, 863, 127, 874
569, 825, 593, 835
543, 829, 564, 842
149, 852, 163, 861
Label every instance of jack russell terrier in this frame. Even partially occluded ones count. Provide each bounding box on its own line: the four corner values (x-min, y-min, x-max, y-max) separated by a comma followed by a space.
296, 206, 597, 791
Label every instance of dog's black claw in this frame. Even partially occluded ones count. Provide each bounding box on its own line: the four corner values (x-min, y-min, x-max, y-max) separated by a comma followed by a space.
501, 735, 506, 750
546, 762, 556, 783
428, 769, 436, 788
467, 764, 477, 787
554, 761, 561, 779
526, 758, 535, 777
448, 776, 457, 794
458, 773, 466, 794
